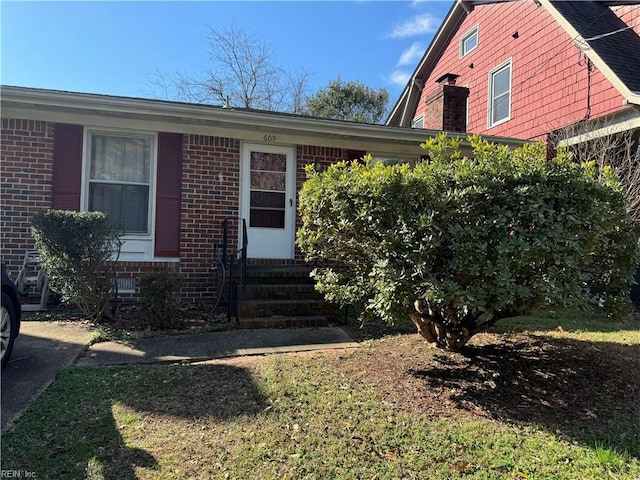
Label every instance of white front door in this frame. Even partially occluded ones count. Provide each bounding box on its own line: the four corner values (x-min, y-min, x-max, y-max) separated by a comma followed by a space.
241, 143, 296, 259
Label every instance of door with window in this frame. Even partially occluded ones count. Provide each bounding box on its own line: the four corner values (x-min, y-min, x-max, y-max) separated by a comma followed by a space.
241, 144, 296, 259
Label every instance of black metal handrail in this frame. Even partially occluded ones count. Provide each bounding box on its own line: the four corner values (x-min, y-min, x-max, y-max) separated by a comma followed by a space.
226, 218, 248, 320
240, 218, 248, 285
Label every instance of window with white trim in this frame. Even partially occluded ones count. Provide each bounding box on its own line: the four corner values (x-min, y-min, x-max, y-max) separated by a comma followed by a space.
411, 115, 424, 129
87, 132, 153, 235
488, 60, 512, 127
460, 25, 478, 57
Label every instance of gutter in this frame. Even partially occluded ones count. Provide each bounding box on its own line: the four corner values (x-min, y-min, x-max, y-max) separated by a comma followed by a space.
1, 85, 528, 151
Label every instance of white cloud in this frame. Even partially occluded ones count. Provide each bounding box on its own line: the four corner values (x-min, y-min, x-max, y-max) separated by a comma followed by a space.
397, 42, 424, 66
388, 69, 411, 87
390, 13, 439, 38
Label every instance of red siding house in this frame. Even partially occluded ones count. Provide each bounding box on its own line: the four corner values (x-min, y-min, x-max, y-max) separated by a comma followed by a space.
387, 0, 640, 149
1, 85, 524, 309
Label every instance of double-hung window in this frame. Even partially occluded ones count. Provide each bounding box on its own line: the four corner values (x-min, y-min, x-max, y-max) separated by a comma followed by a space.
488, 60, 512, 127
87, 132, 153, 235
460, 25, 478, 57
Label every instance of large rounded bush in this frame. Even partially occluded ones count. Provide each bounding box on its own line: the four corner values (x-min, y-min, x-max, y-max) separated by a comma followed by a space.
297, 135, 638, 351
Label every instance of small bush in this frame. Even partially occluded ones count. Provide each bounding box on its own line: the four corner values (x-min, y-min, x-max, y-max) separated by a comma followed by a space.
139, 271, 183, 330
31, 209, 121, 321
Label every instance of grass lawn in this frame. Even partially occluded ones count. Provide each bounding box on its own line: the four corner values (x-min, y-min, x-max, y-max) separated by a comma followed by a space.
2, 310, 640, 479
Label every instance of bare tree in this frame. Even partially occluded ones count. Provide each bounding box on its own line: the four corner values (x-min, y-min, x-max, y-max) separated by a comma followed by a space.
146, 70, 218, 104
549, 120, 640, 223
286, 67, 313, 115
146, 26, 312, 112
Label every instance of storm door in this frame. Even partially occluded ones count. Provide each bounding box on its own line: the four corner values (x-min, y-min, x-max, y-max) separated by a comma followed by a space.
241, 144, 296, 259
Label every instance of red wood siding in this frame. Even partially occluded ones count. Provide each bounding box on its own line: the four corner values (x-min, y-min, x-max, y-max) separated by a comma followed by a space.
414, 1, 628, 141
614, 5, 640, 27
52, 123, 83, 210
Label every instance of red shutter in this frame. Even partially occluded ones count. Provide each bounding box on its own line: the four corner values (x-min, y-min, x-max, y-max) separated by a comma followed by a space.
52, 123, 83, 210
155, 132, 183, 257
346, 149, 367, 162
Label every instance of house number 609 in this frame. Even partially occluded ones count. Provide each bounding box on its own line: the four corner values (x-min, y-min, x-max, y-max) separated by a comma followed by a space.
263, 134, 277, 142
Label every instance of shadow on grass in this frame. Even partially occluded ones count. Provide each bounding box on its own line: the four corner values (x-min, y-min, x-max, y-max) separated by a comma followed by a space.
341, 317, 416, 343
2, 363, 269, 479
342, 308, 640, 344
409, 335, 640, 459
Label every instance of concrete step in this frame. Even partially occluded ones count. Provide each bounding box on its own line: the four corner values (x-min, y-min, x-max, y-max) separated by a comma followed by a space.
244, 267, 314, 284
238, 283, 322, 301
238, 299, 337, 318
239, 315, 329, 329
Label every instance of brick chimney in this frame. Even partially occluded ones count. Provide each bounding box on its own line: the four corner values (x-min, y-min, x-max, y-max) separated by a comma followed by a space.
422, 73, 469, 133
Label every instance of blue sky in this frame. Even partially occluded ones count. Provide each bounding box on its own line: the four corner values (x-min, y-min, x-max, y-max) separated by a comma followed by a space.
1, 1, 454, 106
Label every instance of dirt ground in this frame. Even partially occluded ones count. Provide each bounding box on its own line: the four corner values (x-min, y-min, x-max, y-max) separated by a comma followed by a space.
335, 321, 640, 458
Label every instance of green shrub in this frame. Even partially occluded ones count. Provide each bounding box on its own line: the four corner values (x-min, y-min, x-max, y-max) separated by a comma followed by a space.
297, 134, 638, 351
31, 209, 121, 321
139, 271, 183, 330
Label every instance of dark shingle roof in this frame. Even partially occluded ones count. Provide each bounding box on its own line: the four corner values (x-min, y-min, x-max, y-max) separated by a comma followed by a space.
550, 0, 640, 93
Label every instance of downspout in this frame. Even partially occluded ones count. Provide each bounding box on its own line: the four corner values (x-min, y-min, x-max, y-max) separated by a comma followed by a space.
584, 58, 593, 120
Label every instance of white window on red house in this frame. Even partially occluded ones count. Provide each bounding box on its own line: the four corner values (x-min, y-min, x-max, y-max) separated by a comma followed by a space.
488, 60, 512, 127
460, 25, 478, 58
88, 132, 153, 235
411, 116, 424, 129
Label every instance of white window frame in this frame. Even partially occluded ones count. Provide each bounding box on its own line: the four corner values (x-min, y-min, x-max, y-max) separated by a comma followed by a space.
487, 59, 512, 128
460, 25, 479, 58
81, 128, 158, 261
411, 115, 424, 129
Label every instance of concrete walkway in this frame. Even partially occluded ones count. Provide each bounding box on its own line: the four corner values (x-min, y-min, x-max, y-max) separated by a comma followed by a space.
76, 327, 359, 366
2, 321, 358, 431
1, 321, 94, 432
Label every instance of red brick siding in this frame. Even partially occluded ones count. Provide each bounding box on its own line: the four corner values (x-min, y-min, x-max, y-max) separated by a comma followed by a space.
423, 84, 469, 132
295, 145, 349, 263
0, 118, 356, 302
179, 134, 241, 299
423, 87, 445, 130
1, 119, 55, 274
414, 1, 628, 140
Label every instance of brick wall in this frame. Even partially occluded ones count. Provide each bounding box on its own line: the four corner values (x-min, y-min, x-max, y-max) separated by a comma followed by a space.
1, 118, 354, 304
423, 84, 469, 132
180, 134, 241, 300
1, 119, 55, 273
423, 88, 445, 130
295, 145, 348, 263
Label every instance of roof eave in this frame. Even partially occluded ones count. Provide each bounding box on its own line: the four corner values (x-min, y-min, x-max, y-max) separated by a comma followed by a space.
386, 0, 469, 127
386, 0, 528, 127
0, 85, 430, 142
1, 85, 528, 155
